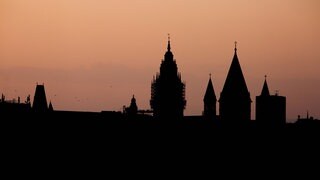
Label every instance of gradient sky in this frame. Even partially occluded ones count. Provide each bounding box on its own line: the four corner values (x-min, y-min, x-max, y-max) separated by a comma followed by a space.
0, 0, 319, 121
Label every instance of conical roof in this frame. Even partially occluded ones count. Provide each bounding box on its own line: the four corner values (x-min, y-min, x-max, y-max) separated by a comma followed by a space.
204, 76, 216, 102
261, 76, 270, 96
221, 45, 249, 98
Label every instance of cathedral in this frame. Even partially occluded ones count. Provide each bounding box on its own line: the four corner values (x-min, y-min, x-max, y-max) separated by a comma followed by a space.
150, 36, 186, 120
149, 39, 287, 126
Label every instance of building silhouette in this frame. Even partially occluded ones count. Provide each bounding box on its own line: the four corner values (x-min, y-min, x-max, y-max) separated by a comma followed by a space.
203, 74, 217, 121
124, 95, 138, 116
0, 95, 31, 113
32, 84, 48, 112
219, 42, 251, 125
150, 36, 186, 120
5, 37, 319, 130
256, 76, 286, 126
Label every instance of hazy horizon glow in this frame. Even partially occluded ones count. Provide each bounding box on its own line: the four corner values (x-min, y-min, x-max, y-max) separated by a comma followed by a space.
0, 0, 319, 121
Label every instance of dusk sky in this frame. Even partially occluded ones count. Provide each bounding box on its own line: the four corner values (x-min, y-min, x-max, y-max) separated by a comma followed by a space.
0, 0, 319, 121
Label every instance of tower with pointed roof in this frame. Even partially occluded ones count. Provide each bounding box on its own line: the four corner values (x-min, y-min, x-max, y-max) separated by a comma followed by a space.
256, 76, 286, 126
261, 76, 270, 96
219, 42, 251, 124
124, 95, 138, 117
203, 74, 217, 120
150, 35, 186, 120
32, 84, 48, 112
129, 95, 138, 115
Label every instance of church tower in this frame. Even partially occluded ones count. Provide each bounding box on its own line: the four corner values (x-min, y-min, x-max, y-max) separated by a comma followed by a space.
128, 95, 138, 115
256, 76, 286, 126
32, 84, 48, 112
219, 42, 251, 125
203, 74, 217, 121
150, 35, 186, 120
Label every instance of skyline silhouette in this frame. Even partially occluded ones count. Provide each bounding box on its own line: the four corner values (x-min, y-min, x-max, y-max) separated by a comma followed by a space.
2, 2, 320, 171
0, 37, 318, 125
0, 1, 319, 121
0, 37, 318, 122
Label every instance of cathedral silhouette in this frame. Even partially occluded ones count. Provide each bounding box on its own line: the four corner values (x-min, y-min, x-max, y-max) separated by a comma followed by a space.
150, 36, 186, 121
148, 38, 286, 127
0, 36, 318, 130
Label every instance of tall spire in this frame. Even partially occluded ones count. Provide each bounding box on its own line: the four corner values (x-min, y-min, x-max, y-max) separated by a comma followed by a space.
204, 74, 217, 102
261, 75, 270, 96
203, 73, 217, 119
131, 95, 136, 104
151, 35, 186, 120
167, 33, 171, 52
221, 41, 249, 95
219, 42, 251, 123
164, 33, 174, 61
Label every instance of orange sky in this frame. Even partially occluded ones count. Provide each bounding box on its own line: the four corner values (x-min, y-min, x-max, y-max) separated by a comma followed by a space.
0, 0, 319, 121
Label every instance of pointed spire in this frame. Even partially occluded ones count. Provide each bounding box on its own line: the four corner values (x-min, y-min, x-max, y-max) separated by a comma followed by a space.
219, 42, 251, 122
164, 33, 174, 61
167, 33, 171, 52
234, 41, 237, 53
204, 74, 217, 102
221, 41, 250, 96
131, 95, 136, 103
129, 94, 138, 114
261, 75, 270, 96
48, 101, 54, 111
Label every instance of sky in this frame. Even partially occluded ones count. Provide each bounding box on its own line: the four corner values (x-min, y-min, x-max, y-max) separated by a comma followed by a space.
0, 0, 319, 122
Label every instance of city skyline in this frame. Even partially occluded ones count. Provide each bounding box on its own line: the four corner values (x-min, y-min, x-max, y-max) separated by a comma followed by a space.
0, 0, 319, 121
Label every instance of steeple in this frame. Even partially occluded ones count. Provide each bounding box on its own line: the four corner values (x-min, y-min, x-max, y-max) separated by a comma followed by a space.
131, 95, 136, 105
261, 75, 270, 96
220, 41, 250, 96
167, 33, 171, 52
219, 42, 251, 123
164, 34, 174, 61
150, 36, 186, 120
203, 74, 217, 120
126, 94, 138, 115
204, 74, 217, 102
256, 76, 286, 126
